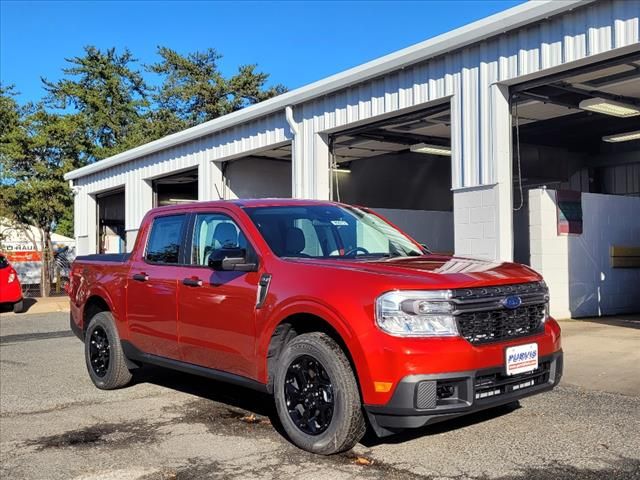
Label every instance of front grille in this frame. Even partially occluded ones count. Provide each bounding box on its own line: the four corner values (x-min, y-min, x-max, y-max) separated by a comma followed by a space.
474, 361, 551, 400
457, 304, 546, 344
451, 282, 548, 345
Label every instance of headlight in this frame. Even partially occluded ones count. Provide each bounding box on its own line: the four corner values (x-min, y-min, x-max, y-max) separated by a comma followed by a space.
540, 280, 550, 322
375, 290, 458, 337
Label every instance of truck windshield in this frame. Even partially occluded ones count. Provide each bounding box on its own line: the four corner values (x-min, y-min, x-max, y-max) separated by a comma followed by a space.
244, 205, 424, 259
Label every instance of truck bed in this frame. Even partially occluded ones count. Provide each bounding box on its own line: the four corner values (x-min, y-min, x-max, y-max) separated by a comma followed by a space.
74, 253, 130, 263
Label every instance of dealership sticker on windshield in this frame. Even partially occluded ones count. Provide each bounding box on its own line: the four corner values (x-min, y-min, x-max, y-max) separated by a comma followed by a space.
505, 343, 538, 376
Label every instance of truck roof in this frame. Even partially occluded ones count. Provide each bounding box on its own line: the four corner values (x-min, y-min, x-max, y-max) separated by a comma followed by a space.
148, 198, 341, 214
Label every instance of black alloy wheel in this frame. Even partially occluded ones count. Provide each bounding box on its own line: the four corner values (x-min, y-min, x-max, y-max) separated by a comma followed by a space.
274, 332, 366, 454
284, 355, 334, 435
88, 326, 110, 377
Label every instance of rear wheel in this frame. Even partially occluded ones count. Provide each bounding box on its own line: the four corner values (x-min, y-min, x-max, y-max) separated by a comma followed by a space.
84, 311, 132, 389
274, 332, 366, 455
13, 300, 23, 313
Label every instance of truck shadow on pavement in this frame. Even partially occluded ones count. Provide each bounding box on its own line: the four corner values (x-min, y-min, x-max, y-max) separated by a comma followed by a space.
360, 402, 521, 447
130, 365, 287, 436
130, 364, 521, 448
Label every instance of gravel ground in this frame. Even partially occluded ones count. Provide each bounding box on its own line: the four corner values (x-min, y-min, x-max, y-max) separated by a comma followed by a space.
1, 312, 639, 480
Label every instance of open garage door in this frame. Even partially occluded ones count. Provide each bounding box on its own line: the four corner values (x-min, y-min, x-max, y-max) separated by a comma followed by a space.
221, 143, 292, 200
510, 52, 640, 317
153, 169, 198, 207
96, 189, 125, 254
329, 104, 453, 253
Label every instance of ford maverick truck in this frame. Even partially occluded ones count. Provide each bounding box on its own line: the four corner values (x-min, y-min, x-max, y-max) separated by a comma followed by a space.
68, 199, 562, 454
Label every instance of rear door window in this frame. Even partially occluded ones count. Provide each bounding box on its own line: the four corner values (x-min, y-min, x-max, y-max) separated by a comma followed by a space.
145, 215, 187, 264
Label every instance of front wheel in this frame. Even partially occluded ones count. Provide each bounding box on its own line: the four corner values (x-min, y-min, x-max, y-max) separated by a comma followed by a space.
274, 332, 366, 455
84, 311, 132, 389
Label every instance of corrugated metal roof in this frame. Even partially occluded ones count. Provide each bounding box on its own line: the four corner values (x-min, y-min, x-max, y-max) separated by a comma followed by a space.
65, 0, 592, 182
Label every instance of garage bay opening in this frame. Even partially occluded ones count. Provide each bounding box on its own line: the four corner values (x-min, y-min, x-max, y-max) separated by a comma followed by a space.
221, 142, 292, 199
510, 53, 640, 317
329, 104, 454, 254
96, 189, 125, 254
152, 169, 199, 207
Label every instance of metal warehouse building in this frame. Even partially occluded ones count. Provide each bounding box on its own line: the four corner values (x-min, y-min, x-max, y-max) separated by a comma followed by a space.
65, 0, 640, 319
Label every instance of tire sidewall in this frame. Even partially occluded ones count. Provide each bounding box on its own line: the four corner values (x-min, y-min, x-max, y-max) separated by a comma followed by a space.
274, 337, 353, 453
84, 311, 120, 389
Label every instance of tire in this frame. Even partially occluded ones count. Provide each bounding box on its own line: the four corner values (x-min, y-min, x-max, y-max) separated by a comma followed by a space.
84, 311, 132, 390
13, 300, 24, 313
274, 332, 366, 455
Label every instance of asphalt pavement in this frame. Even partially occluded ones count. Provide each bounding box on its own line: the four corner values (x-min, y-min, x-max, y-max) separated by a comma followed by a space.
1, 312, 639, 479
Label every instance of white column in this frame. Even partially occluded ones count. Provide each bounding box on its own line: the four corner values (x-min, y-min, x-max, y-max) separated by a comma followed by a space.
452, 84, 512, 262
529, 189, 570, 318
124, 178, 152, 252
491, 83, 514, 262
287, 106, 304, 199
201, 159, 225, 201
86, 194, 97, 254
291, 135, 303, 198
311, 133, 331, 200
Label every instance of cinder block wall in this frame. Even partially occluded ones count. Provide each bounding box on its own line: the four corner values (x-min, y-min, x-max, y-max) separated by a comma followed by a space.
529, 188, 640, 319
528, 189, 571, 319
454, 185, 499, 260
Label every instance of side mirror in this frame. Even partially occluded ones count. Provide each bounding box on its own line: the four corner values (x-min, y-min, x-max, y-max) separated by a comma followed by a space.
208, 247, 257, 272
420, 243, 432, 254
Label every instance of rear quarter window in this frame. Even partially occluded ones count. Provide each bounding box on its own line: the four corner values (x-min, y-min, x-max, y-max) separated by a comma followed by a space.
145, 215, 187, 264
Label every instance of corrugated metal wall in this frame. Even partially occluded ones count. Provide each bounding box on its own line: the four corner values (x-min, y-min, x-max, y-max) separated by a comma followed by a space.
74, 113, 290, 245
294, 0, 639, 196
72, 0, 639, 254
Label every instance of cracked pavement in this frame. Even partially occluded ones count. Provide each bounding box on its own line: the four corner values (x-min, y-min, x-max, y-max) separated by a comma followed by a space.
1, 312, 639, 479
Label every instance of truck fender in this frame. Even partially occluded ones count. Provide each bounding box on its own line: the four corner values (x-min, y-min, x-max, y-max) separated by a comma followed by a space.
257, 299, 373, 394
81, 285, 124, 334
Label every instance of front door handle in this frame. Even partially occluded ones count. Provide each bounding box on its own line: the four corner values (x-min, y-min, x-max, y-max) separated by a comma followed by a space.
132, 273, 149, 282
183, 277, 203, 287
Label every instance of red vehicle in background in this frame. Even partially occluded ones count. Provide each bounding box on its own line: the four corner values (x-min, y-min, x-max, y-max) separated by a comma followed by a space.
0, 254, 24, 313
68, 199, 562, 455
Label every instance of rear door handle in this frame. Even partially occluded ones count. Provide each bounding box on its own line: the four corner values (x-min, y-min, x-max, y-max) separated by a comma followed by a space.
182, 277, 203, 287
132, 273, 149, 282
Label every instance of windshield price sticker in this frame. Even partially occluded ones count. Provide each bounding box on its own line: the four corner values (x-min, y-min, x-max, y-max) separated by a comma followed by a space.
505, 343, 538, 376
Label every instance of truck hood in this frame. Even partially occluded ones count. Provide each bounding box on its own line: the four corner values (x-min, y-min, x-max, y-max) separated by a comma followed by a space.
287, 254, 541, 289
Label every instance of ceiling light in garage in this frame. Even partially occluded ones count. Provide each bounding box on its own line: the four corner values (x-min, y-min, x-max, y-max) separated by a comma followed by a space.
602, 129, 640, 143
579, 97, 640, 118
410, 143, 451, 156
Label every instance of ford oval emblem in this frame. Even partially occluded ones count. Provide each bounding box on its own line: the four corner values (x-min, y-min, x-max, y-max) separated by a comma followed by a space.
502, 295, 522, 309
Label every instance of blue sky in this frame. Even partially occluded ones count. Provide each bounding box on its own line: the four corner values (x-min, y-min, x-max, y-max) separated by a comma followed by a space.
1, 0, 524, 104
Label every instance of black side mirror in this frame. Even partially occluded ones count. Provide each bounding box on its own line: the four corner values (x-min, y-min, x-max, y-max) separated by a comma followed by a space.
208, 247, 257, 272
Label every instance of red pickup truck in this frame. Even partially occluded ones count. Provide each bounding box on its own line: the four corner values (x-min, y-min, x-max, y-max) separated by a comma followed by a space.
68, 199, 562, 454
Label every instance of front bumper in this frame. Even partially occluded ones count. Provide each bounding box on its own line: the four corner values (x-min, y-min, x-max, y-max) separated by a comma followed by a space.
365, 351, 563, 437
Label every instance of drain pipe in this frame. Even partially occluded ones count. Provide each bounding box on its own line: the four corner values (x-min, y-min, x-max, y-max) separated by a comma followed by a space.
285, 106, 300, 197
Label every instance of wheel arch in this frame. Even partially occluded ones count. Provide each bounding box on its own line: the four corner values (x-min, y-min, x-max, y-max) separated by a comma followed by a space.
83, 295, 112, 335
260, 303, 371, 396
